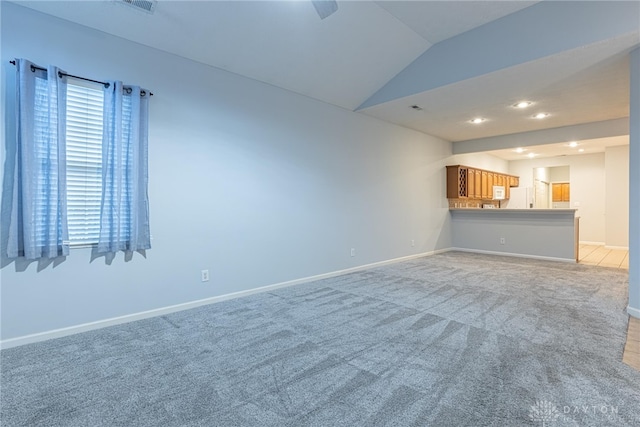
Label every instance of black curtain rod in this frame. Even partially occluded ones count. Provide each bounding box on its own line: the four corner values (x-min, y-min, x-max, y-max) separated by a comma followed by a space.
9, 60, 153, 96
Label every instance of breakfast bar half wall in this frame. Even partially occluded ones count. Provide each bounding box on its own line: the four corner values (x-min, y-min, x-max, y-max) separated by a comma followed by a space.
450, 208, 579, 262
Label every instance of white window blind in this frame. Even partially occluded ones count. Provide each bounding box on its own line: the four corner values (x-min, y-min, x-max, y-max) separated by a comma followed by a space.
65, 81, 104, 246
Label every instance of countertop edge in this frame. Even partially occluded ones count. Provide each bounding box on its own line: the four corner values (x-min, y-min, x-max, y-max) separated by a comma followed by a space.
449, 209, 577, 214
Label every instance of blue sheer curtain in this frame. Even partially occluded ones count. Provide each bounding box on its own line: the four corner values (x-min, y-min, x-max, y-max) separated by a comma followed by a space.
6, 59, 69, 259
97, 81, 151, 255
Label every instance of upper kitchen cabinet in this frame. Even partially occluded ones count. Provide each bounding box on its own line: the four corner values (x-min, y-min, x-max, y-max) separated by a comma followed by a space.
552, 182, 570, 202
446, 165, 519, 206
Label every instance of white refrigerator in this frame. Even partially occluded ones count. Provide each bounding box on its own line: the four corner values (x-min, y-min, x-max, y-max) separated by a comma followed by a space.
505, 187, 533, 209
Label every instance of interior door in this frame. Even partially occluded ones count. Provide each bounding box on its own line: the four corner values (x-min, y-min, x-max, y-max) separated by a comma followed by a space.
535, 179, 549, 208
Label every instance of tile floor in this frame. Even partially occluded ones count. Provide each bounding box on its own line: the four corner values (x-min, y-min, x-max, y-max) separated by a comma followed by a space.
624, 317, 640, 371
578, 244, 628, 269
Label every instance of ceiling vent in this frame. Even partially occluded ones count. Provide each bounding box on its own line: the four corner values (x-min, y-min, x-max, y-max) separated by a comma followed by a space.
120, 0, 157, 14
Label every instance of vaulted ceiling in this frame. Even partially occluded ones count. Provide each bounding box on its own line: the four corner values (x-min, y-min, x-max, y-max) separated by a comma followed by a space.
14, 0, 640, 156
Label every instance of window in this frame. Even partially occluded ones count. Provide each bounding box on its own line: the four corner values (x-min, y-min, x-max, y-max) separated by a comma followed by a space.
8, 59, 151, 260
65, 81, 104, 246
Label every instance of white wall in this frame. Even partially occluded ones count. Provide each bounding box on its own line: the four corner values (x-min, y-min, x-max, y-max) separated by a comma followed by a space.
534, 167, 550, 183
507, 153, 606, 244
0, 4, 453, 341
605, 145, 629, 248
448, 152, 509, 174
549, 166, 570, 183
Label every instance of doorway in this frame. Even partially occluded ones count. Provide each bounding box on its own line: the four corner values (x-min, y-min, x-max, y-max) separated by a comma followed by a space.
534, 179, 549, 209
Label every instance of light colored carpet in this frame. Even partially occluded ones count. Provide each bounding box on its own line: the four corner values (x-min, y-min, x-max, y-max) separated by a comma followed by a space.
2, 251, 639, 426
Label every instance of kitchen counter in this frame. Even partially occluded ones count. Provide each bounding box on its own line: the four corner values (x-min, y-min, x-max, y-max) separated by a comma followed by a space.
450, 208, 579, 262
449, 208, 577, 214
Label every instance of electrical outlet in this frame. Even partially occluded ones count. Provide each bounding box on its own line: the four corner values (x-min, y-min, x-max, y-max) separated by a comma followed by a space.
201, 269, 209, 282
350, 248, 355, 257
500, 237, 506, 245
411, 239, 415, 247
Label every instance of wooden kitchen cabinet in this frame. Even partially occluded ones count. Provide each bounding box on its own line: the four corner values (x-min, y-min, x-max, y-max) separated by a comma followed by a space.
488, 173, 494, 199
467, 168, 482, 199
447, 165, 519, 204
552, 184, 561, 202
552, 183, 570, 202
496, 174, 509, 199
563, 183, 570, 201
481, 171, 489, 198
467, 168, 476, 199
447, 165, 468, 198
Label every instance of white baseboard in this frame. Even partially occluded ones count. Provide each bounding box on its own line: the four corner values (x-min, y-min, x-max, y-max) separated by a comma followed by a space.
580, 242, 628, 251
1, 249, 449, 350
579, 241, 606, 246
449, 247, 576, 263
628, 306, 640, 319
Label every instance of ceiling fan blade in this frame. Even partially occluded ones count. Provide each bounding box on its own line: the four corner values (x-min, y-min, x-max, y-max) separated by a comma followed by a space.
312, 0, 338, 19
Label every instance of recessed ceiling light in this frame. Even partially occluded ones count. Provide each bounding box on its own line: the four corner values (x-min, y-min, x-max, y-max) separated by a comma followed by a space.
513, 101, 532, 109
578, 148, 585, 152
568, 141, 578, 147
514, 147, 526, 153
470, 118, 485, 124
533, 113, 549, 119
527, 152, 536, 158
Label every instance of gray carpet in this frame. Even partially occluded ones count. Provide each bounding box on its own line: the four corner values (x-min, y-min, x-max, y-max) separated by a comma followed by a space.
2, 251, 640, 426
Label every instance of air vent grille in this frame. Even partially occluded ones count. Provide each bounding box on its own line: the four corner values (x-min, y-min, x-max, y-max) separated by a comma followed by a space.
121, 0, 156, 13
